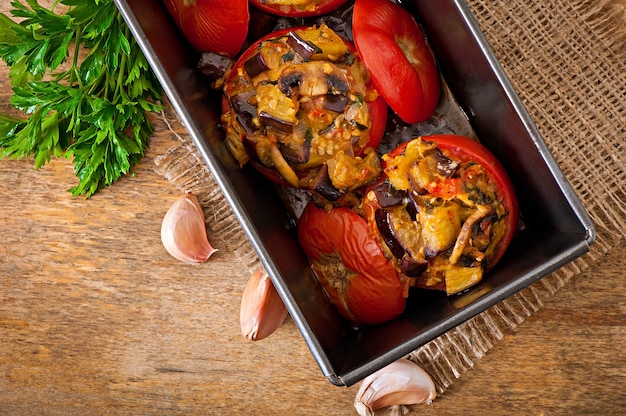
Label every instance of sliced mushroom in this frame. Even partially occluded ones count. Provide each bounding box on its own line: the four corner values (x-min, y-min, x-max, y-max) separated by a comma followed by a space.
326, 71, 350, 95
278, 61, 349, 98
279, 71, 304, 98
472, 213, 496, 252
448, 204, 492, 265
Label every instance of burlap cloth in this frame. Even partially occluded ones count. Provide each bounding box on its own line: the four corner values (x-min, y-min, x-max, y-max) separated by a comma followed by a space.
153, 0, 626, 393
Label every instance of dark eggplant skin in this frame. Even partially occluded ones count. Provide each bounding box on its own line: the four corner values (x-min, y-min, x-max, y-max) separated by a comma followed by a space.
375, 209, 406, 259
374, 206, 429, 275
197, 51, 233, 82
319, 94, 349, 113
259, 110, 295, 133
311, 165, 343, 201
229, 90, 258, 134
244, 52, 270, 78
405, 197, 420, 220
429, 148, 460, 178
280, 139, 311, 164
369, 179, 408, 208
399, 255, 427, 277
242, 136, 260, 164
286, 31, 322, 59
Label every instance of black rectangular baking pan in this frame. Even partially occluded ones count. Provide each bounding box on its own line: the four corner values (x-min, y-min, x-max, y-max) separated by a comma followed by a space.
114, 0, 596, 387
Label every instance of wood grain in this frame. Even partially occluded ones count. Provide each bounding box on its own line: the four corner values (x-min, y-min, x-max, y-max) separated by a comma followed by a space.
1, 1, 625, 415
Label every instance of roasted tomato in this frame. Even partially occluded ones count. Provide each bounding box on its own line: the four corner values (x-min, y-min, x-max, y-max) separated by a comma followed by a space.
297, 135, 518, 325
352, 0, 440, 123
367, 135, 518, 295
297, 201, 407, 325
221, 24, 388, 201
249, 0, 349, 17
162, 0, 249, 57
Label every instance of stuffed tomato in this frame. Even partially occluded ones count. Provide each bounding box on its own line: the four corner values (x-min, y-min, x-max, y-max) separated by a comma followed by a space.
297, 202, 407, 325
249, 0, 349, 17
221, 24, 388, 201
297, 135, 518, 325
372, 135, 518, 294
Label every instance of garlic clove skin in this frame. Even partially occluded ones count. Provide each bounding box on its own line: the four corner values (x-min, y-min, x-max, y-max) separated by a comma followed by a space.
354, 358, 437, 416
240, 268, 288, 341
161, 192, 217, 264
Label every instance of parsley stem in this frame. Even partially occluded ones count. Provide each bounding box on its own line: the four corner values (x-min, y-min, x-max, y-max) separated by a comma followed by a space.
115, 53, 126, 99
0, 113, 24, 124
115, 24, 130, 99
70, 27, 83, 88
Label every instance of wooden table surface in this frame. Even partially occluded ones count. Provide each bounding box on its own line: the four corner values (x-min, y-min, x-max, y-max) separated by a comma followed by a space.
1, 1, 626, 415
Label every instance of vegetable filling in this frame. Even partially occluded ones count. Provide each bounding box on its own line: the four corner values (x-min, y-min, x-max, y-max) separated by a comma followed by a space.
222, 24, 382, 199
366, 138, 511, 295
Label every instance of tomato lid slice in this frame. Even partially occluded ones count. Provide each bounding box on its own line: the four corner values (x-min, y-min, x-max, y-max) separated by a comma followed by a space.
352, 0, 440, 123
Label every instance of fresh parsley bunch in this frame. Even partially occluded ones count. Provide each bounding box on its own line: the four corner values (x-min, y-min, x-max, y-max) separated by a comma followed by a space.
0, 0, 163, 197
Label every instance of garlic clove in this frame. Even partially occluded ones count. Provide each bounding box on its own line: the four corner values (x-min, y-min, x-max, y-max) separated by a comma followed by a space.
354, 358, 437, 416
161, 192, 217, 264
240, 268, 288, 341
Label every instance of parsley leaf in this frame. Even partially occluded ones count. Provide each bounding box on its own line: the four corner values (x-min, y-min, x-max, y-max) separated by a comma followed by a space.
0, 0, 163, 197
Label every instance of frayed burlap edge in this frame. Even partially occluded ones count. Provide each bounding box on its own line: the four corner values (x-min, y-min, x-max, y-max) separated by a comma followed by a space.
153, 0, 626, 398
572, 0, 626, 59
